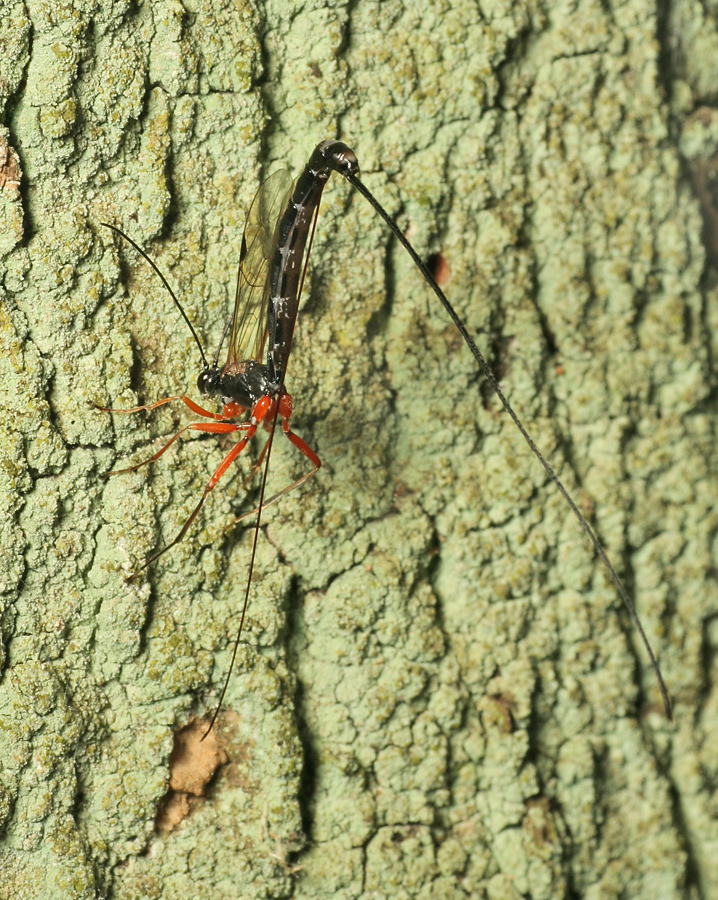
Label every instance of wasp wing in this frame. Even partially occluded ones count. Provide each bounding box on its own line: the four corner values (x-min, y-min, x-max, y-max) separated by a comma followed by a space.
225, 169, 295, 368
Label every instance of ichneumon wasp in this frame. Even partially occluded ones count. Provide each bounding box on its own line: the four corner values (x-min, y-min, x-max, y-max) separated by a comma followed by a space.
98, 139, 672, 732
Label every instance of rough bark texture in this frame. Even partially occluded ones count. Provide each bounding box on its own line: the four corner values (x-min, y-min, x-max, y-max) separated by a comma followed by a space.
0, 0, 716, 898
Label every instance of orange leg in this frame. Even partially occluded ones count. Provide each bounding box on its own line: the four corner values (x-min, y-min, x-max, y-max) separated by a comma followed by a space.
223, 422, 321, 531
131, 422, 258, 577
105, 420, 253, 477
233, 435, 273, 493
95, 394, 230, 421
220, 437, 273, 536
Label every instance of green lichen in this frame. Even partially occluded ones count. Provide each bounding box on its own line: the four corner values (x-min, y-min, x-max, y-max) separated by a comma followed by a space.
1, 0, 716, 898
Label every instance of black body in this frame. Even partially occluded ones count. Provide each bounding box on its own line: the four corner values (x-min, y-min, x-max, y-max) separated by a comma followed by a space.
197, 140, 360, 410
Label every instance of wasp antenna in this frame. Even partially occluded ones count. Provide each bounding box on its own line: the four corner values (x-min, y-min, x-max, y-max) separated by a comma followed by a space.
201, 404, 282, 741
341, 171, 672, 722
100, 222, 209, 370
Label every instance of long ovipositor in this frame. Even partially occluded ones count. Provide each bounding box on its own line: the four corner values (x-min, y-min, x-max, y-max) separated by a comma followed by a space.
99, 139, 672, 731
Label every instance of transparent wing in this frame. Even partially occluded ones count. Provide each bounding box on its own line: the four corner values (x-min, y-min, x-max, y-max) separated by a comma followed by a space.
226, 168, 295, 367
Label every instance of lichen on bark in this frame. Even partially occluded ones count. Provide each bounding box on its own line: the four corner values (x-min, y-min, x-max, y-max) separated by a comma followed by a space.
0, 0, 716, 899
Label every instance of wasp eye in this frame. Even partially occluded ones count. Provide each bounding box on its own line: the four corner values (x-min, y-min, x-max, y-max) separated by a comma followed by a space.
198, 367, 220, 396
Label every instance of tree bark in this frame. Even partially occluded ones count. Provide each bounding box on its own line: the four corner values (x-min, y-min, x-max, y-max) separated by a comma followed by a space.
0, 0, 715, 898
